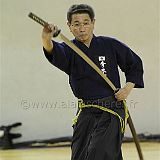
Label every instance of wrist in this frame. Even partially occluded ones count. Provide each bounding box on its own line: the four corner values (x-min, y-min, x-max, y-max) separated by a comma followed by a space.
42, 39, 53, 53
124, 82, 135, 92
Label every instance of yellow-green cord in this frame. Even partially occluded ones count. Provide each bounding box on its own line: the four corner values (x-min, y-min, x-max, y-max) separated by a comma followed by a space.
73, 99, 129, 133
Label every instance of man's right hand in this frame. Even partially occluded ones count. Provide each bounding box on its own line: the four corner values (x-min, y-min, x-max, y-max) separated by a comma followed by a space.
42, 23, 58, 53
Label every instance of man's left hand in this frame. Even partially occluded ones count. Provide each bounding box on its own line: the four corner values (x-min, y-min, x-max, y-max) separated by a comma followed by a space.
115, 82, 135, 101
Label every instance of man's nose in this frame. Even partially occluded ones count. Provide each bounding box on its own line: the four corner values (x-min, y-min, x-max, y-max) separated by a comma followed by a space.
79, 25, 86, 31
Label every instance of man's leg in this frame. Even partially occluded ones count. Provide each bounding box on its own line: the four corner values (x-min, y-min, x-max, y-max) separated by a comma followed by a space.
86, 109, 124, 160
71, 108, 103, 160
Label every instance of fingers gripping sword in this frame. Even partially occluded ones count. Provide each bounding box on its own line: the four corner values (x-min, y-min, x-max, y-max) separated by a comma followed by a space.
28, 12, 144, 160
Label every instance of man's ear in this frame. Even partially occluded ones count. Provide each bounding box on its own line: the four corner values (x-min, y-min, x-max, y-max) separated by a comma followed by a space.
67, 22, 71, 27
92, 19, 95, 25
92, 19, 95, 29
67, 22, 72, 32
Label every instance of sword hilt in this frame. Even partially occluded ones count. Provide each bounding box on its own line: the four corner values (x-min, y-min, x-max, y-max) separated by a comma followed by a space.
28, 12, 61, 37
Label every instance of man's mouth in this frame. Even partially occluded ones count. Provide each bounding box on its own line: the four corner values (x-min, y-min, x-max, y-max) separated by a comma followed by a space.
79, 34, 87, 38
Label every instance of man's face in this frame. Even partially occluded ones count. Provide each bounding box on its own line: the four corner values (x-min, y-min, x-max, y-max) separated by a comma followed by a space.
68, 13, 95, 44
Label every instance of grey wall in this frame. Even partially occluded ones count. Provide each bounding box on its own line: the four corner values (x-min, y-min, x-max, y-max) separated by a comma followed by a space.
0, 0, 159, 142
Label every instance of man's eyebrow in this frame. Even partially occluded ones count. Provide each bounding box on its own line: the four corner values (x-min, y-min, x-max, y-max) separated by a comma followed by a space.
73, 20, 80, 23
73, 19, 90, 23
84, 19, 90, 21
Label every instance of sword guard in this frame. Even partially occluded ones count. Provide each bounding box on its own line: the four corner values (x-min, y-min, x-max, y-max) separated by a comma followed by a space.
53, 29, 61, 37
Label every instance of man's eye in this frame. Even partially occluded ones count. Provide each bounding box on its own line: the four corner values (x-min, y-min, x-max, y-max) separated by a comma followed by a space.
74, 24, 79, 26
84, 22, 89, 25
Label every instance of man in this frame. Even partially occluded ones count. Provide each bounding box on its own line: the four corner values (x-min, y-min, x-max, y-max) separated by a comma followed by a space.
42, 4, 144, 160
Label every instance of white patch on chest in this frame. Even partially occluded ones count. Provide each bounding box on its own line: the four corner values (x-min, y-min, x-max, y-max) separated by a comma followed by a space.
98, 56, 107, 75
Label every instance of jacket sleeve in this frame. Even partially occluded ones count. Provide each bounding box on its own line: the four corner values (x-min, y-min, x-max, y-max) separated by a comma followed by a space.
111, 38, 144, 88
43, 41, 71, 75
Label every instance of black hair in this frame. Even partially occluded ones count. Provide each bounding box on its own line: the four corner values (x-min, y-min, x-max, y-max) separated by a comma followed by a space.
67, 4, 95, 23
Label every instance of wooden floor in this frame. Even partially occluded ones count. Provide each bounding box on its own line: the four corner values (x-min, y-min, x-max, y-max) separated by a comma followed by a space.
0, 142, 159, 160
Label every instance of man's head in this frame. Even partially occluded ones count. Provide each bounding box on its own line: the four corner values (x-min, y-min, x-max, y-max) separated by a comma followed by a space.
67, 4, 95, 23
67, 4, 95, 46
